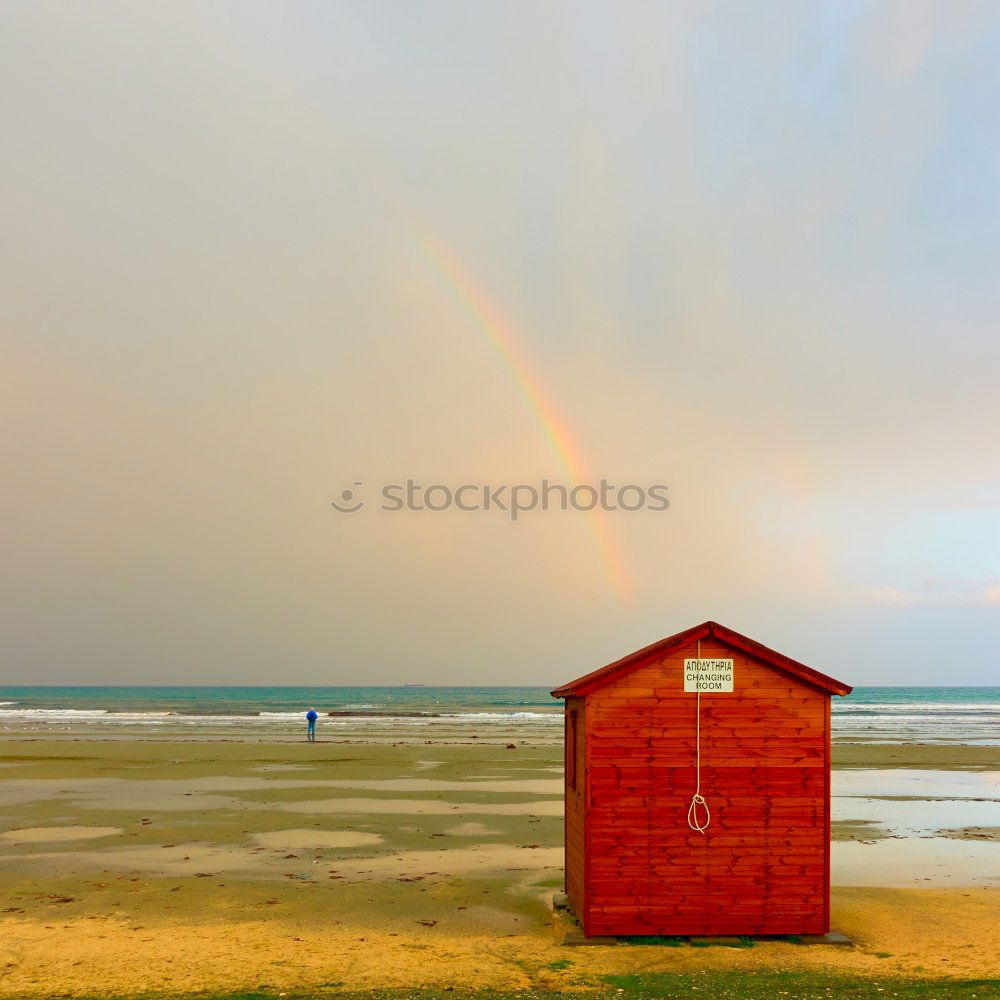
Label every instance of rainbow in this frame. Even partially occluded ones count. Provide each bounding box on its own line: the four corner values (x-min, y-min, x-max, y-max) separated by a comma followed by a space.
424, 239, 632, 603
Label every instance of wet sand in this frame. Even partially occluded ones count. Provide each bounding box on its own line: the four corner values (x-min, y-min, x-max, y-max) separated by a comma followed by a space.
938, 826, 1000, 841
832, 742, 1000, 769
0, 825, 123, 844
0, 737, 997, 996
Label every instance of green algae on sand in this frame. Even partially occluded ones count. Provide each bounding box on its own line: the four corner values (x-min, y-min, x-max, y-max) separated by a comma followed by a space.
51, 973, 1000, 1000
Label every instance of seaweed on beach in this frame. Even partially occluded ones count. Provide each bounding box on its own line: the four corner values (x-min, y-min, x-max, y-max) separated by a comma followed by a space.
62, 974, 1000, 1000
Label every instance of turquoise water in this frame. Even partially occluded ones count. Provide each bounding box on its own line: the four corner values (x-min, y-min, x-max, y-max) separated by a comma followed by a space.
0, 685, 997, 742
834, 686, 1000, 743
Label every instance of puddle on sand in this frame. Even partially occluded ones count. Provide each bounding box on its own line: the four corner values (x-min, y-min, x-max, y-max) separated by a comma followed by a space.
72, 791, 245, 812
833, 795, 1000, 837
833, 769, 1000, 800
280, 797, 563, 817
0, 774, 562, 812
0, 841, 264, 875
445, 822, 502, 836
833, 836, 1000, 887
252, 829, 383, 850
0, 777, 271, 812
0, 825, 123, 843
829, 773, 1000, 886
333, 843, 563, 880
252, 764, 315, 773
316, 778, 563, 794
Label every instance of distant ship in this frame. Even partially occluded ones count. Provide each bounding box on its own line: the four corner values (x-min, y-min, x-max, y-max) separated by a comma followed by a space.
402, 683, 425, 688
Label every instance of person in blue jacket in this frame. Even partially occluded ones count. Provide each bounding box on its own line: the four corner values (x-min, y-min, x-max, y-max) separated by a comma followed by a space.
305, 708, 318, 742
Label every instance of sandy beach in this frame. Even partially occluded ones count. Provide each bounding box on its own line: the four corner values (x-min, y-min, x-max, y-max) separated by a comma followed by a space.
0, 732, 997, 998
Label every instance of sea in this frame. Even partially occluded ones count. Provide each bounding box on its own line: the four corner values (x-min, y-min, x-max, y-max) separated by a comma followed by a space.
0, 686, 998, 744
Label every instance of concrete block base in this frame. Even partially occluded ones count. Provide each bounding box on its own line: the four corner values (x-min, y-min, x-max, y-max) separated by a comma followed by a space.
563, 931, 619, 947
552, 893, 852, 948
798, 932, 854, 946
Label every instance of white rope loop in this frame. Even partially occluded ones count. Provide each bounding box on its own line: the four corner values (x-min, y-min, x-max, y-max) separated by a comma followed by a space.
687, 641, 711, 834
687, 793, 710, 833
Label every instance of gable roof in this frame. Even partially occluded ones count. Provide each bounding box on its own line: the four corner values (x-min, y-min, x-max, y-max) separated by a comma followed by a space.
551, 620, 852, 698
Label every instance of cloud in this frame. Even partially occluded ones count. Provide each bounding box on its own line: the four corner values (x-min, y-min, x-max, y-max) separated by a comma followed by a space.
858, 582, 1000, 609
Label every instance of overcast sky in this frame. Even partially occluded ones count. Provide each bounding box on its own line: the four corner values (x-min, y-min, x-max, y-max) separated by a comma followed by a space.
2, 1, 998, 686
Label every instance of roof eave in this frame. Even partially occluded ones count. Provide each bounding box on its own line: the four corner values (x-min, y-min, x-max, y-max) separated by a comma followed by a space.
551, 620, 852, 699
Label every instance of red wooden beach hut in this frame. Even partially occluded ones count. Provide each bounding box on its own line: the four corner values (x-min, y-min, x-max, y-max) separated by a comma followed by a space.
551, 620, 852, 938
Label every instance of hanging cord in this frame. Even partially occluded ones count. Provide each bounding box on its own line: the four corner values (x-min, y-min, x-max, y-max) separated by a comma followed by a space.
687, 639, 711, 834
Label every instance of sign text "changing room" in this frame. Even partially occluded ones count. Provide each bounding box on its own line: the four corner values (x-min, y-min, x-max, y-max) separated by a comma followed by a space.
683, 658, 734, 692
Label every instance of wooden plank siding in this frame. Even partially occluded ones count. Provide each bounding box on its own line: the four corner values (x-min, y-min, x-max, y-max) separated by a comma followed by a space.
564, 696, 587, 921
579, 636, 831, 937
